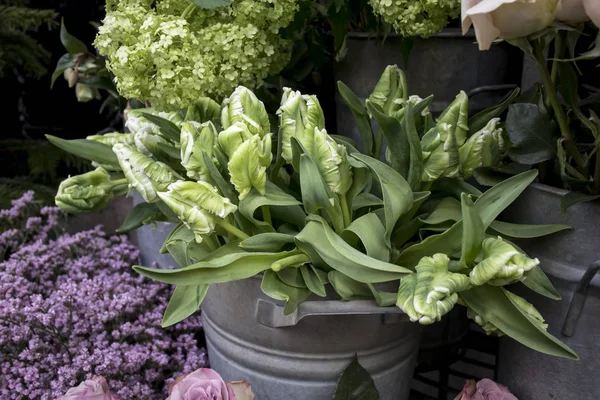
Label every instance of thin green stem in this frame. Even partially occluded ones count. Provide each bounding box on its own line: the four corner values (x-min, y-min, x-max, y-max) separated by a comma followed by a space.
271, 253, 310, 272
532, 39, 587, 175
339, 194, 352, 228
261, 205, 272, 226
217, 220, 250, 241
111, 178, 129, 186
204, 234, 220, 252
181, 3, 196, 19
550, 32, 565, 87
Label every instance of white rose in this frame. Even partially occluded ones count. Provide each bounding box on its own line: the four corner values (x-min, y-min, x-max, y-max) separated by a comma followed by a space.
556, 0, 600, 26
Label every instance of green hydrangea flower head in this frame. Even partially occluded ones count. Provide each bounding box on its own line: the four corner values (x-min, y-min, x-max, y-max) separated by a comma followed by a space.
397, 253, 470, 325
113, 143, 182, 203
368, 0, 461, 38
470, 237, 540, 286
95, 0, 299, 111
158, 180, 237, 243
55, 167, 118, 214
459, 118, 509, 178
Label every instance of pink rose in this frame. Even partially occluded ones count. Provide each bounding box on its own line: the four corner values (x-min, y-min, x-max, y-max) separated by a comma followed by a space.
57, 377, 119, 400
454, 379, 517, 400
167, 368, 254, 400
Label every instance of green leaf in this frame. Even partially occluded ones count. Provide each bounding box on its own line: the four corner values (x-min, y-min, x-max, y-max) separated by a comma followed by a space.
300, 265, 328, 297
261, 270, 311, 315
239, 182, 305, 232
397, 170, 538, 267
366, 100, 409, 177
468, 88, 520, 133
391, 215, 424, 249
419, 198, 461, 225
51, 53, 76, 88
475, 169, 538, 228
352, 193, 383, 210
191, 0, 232, 9
342, 213, 389, 262
521, 266, 562, 300
560, 191, 600, 214
161, 284, 209, 327
432, 178, 482, 198
368, 284, 397, 307
201, 151, 238, 203
117, 203, 163, 233
240, 233, 295, 252
138, 112, 181, 142
459, 193, 484, 268
295, 216, 411, 283
166, 240, 191, 268
401, 103, 424, 191
334, 355, 380, 400
460, 285, 577, 359
329, 271, 373, 300
277, 267, 306, 288
489, 220, 571, 238
134, 250, 296, 285
337, 81, 375, 156
46, 135, 119, 166
506, 104, 557, 164
350, 153, 413, 247
300, 153, 336, 214
60, 19, 88, 54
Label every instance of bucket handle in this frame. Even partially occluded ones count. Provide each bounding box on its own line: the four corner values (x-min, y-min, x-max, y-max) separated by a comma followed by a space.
561, 260, 600, 337
255, 298, 407, 328
466, 84, 519, 99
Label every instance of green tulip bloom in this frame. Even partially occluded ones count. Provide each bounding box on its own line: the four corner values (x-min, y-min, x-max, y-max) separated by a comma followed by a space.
228, 134, 273, 199
134, 128, 179, 161
87, 132, 135, 147
368, 65, 408, 117
277, 88, 325, 163
470, 237, 540, 286
221, 86, 270, 137
466, 308, 504, 336
113, 143, 182, 203
437, 91, 469, 146
397, 254, 470, 325
180, 121, 219, 183
459, 118, 509, 178
217, 122, 254, 159
157, 180, 237, 243
312, 128, 352, 195
55, 167, 123, 213
421, 122, 460, 181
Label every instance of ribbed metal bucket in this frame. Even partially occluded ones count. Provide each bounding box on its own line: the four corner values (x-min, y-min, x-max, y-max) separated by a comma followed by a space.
334, 29, 522, 147
130, 194, 177, 269
202, 278, 422, 400
498, 183, 600, 400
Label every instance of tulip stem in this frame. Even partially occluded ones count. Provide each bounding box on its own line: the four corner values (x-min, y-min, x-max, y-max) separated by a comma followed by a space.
340, 194, 352, 228
374, 132, 384, 160
261, 205, 272, 226
181, 3, 196, 19
271, 253, 310, 272
112, 178, 129, 186
217, 220, 250, 241
532, 39, 587, 176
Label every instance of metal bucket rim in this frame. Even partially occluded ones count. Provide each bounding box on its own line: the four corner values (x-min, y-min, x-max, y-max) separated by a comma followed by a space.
347, 27, 475, 40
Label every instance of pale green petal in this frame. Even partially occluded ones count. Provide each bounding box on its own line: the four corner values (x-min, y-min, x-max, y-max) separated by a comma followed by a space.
368, 65, 407, 116
421, 123, 459, 181
467, 307, 504, 336
459, 118, 507, 178
55, 167, 116, 213
217, 122, 254, 158
312, 128, 352, 195
87, 132, 134, 146
157, 180, 237, 243
180, 121, 218, 183
437, 91, 469, 146
397, 254, 470, 325
277, 88, 324, 163
113, 143, 182, 203
221, 86, 270, 136
228, 134, 272, 199
470, 237, 540, 286
134, 128, 178, 160
505, 291, 548, 331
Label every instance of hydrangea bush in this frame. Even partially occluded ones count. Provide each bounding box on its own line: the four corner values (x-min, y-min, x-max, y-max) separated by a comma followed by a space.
368, 0, 460, 37
0, 192, 207, 399
96, 0, 300, 110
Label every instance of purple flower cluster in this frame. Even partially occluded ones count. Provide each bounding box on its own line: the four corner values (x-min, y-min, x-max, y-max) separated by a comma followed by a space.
0, 193, 207, 399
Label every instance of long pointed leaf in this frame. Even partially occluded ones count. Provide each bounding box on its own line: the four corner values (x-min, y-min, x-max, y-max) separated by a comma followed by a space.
337, 81, 375, 156
46, 135, 119, 166
459, 193, 484, 267
161, 284, 209, 327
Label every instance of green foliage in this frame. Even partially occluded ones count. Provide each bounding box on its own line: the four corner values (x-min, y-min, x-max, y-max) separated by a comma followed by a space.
0, 0, 57, 77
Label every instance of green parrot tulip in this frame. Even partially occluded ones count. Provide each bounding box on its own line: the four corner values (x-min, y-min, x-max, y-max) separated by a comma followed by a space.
180, 121, 219, 183
459, 118, 509, 178
55, 167, 125, 213
221, 86, 270, 137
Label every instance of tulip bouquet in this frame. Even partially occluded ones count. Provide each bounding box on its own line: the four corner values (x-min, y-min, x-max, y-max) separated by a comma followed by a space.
462, 0, 600, 208
48, 65, 577, 359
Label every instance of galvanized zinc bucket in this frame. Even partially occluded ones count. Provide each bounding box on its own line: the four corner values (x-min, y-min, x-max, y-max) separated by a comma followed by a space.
202, 278, 422, 400
498, 183, 600, 400
334, 29, 522, 147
